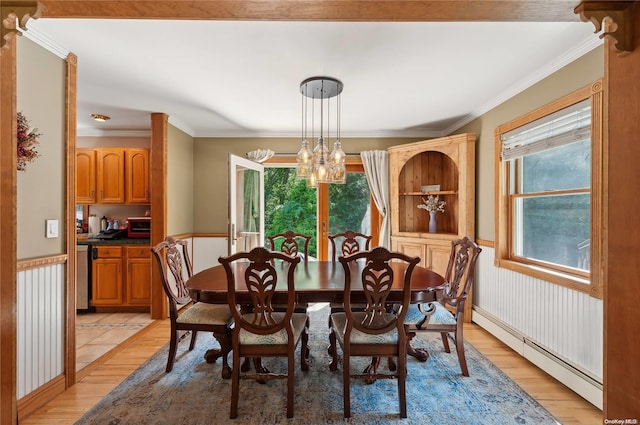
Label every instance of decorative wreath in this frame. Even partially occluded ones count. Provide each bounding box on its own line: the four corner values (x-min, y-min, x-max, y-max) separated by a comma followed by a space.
17, 112, 41, 171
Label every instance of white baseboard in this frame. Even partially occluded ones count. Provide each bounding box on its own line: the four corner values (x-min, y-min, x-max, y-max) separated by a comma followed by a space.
471, 308, 603, 410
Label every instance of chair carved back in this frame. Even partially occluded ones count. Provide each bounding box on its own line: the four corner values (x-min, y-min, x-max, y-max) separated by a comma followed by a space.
339, 247, 419, 335
151, 237, 193, 316
220, 247, 301, 336
267, 230, 311, 261
329, 230, 372, 262
439, 236, 482, 311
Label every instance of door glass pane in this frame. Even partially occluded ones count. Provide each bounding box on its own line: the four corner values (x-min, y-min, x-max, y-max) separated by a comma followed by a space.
229, 154, 263, 254
328, 173, 371, 259
264, 168, 318, 258
237, 168, 261, 251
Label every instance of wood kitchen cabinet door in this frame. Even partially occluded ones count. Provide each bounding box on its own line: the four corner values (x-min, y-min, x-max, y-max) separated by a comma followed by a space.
96, 149, 125, 203
76, 149, 97, 203
126, 246, 151, 305
92, 246, 124, 305
125, 149, 150, 204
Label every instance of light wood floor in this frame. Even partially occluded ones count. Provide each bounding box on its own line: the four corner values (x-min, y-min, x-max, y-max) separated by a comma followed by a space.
22, 318, 602, 424
76, 312, 154, 371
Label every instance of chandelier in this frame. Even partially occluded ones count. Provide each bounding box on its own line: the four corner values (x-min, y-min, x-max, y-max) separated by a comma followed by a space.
296, 76, 346, 186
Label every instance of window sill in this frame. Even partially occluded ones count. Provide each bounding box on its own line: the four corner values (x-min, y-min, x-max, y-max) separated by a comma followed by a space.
495, 258, 593, 296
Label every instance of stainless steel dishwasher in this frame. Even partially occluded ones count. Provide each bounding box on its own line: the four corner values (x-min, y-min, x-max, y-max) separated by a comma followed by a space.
76, 244, 94, 312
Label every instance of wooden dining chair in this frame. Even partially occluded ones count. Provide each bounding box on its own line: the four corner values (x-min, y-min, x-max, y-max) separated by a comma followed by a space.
328, 230, 372, 263
328, 230, 373, 315
328, 247, 419, 418
268, 230, 312, 313
267, 230, 312, 262
402, 236, 481, 376
151, 237, 232, 377
219, 247, 310, 419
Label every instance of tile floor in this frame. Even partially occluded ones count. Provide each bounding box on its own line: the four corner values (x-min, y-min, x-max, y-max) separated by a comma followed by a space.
76, 312, 154, 371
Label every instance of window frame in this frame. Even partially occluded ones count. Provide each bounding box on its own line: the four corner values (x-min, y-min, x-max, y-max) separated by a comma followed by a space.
494, 80, 604, 298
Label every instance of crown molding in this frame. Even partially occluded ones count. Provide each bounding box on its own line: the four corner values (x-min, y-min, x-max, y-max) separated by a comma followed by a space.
445, 32, 604, 134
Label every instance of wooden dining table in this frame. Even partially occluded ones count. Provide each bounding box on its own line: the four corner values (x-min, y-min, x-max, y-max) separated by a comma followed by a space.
187, 259, 445, 368
188, 259, 444, 304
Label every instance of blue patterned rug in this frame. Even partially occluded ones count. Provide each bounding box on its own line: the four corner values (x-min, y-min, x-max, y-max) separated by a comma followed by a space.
75, 304, 560, 424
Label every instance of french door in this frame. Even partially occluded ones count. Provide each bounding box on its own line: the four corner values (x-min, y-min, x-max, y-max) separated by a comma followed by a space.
228, 154, 264, 254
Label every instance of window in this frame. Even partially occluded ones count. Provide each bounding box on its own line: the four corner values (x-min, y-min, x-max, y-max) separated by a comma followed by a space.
495, 80, 603, 297
264, 161, 378, 260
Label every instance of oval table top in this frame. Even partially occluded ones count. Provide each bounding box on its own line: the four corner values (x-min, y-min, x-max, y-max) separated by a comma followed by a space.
188, 260, 444, 305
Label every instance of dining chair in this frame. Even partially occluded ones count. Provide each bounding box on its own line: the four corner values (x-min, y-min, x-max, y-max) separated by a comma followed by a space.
328, 230, 372, 263
267, 230, 311, 262
151, 237, 232, 377
219, 247, 310, 419
268, 230, 312, 313
328, 230, 372, 314
402, 236, 481, 376
328, 247, 419, 418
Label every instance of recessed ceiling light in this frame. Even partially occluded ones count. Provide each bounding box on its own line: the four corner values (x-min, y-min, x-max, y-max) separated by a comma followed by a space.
91, 114, 110, 122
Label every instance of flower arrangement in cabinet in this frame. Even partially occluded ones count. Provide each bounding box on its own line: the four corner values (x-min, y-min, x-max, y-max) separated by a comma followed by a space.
417, 195, 446, 213
417, 195, 445, 233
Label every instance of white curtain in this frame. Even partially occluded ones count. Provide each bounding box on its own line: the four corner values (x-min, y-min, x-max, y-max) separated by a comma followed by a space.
360, 150, 390, 248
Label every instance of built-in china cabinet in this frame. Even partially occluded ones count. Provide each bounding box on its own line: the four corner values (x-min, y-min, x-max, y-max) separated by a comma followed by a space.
389, 133, 476, 320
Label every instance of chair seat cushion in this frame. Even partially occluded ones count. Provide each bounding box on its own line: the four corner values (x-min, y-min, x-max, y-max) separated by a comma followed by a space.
239, 312, 309, 345
176, 302, 232, 325
330, 312, 398, 345
404, 302, 456, 327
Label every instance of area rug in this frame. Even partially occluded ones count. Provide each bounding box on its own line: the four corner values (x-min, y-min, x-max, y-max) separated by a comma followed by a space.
75, 304, 560, 425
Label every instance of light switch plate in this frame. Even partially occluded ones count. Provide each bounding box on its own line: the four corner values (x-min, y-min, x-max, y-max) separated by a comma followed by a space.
46, 219, 59, 238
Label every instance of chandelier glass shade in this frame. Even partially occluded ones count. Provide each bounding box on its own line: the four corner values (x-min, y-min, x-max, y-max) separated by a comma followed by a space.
296, 76, 346, 186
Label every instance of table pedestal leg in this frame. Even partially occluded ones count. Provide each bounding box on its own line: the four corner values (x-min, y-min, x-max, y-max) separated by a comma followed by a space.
406, 331, 429, 362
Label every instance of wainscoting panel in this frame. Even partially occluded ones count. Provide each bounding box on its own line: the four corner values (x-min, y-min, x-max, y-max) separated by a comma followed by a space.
16, 263, 65, 399
474, 246, 603, 382
192, 236, 227, 274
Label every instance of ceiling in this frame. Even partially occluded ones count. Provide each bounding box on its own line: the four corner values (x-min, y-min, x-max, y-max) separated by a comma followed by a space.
24, 18, 601, 138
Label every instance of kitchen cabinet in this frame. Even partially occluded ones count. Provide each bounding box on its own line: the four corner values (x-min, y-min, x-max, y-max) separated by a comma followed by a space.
125, 149, 150, 203
125, 246, 151, 305
388, 133, 475, 321
92, 245, 124, 305
91, 244, 151, 308
77, 148, 149, 205
96, 149, 125, 203
76, 149, 97, 203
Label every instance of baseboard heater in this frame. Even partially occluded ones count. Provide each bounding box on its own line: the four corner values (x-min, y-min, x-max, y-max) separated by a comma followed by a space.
471, 306, 603, 410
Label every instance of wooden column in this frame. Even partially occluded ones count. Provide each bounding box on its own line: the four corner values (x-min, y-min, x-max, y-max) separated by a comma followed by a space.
150, 113, 168, 320
603, 3, 640, 419
576, 1, 640, 417
0, 32, 18, 425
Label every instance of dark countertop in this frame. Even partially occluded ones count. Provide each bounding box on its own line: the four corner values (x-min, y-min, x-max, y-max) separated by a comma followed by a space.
77, 237, 150, 246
